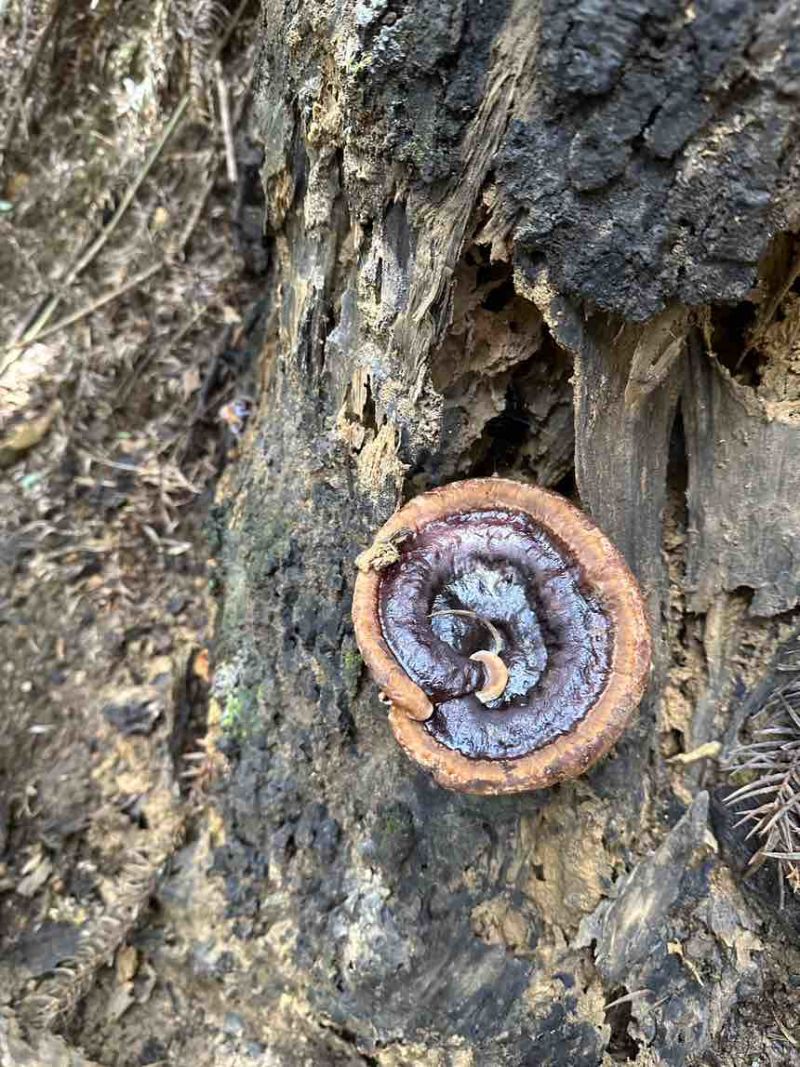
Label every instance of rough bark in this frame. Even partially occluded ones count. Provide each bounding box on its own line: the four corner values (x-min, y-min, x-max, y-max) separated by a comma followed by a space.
211, 1, 800, 1063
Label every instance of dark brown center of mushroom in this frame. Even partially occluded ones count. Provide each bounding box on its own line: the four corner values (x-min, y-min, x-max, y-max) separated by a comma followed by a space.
377, 507, 613, 760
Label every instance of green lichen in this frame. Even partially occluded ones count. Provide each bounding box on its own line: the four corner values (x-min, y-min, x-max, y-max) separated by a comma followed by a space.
220, 686, 259, 740
342, 643, 363, 699
246, 511, 294, 586
373, 802, 416, 868
344, 52, 373, 79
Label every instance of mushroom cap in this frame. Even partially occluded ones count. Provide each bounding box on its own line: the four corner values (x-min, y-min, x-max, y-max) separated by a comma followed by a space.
352, 478, 652, 795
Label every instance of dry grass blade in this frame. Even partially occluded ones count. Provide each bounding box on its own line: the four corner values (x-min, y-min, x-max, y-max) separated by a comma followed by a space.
0, 99, 189, 367
8, 262, 166, 351
1, 0, 251, 364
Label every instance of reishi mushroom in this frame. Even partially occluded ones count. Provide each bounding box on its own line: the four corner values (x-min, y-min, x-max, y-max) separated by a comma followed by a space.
352, 477, 651, 795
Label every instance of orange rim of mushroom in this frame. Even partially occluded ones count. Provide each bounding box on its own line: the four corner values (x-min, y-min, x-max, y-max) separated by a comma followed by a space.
352, 478, 652, 795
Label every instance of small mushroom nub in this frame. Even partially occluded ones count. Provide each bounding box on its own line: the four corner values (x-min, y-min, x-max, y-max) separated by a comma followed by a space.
470, 650, 509, 704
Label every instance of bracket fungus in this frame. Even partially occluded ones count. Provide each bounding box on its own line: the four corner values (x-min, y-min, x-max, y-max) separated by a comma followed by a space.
352, 478, 651, 795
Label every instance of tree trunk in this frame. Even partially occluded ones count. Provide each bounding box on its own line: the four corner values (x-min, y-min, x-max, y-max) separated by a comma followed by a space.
212, 1, 800, 1062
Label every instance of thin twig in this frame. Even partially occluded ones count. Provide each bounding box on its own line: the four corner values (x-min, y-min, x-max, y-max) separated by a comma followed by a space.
176, 159, 218, 256
604, 990, 654, 1012
772, 1012, 798, 1049
2, 0, 251, 365
63, 99, 189, 288
429, 609, 505, 655
115, 304, 210, 407
749, 249, 800, 349
1, 0, 62, 165
212, 0, 251, 58
1, 96, 189, 365
174, 323, 234, 463
7, 262, 166, 351
215, 60, 237, 184
0, 0, 253, 401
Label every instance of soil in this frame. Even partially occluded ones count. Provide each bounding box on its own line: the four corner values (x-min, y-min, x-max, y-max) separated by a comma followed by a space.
0, 2, 286, 1062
